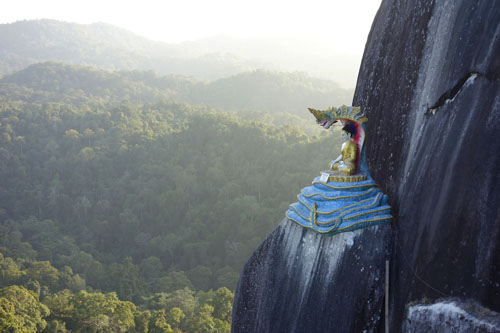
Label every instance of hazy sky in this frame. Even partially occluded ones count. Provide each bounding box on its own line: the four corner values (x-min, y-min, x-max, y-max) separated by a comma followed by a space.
1, 0, 381, 52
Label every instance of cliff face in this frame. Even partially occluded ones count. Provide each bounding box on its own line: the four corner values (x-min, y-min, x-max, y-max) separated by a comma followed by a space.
353, 0, 500, 329
232, 219, 391, 332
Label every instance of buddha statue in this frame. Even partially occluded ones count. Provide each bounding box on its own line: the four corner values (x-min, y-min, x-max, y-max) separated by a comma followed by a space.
285, 105, 392, 235
329, 123, 358, 176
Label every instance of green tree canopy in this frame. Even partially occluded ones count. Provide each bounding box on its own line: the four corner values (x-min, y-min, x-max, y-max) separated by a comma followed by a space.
0, 285, 50, 332
70, 290, 135, 332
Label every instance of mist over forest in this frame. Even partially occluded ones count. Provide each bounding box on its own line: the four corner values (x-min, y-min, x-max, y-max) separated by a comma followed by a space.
0, 19, 352, 332
0, 19, 360, 88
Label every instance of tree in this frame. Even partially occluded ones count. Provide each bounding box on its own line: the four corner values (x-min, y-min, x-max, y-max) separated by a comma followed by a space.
165, 307, 184, 333
187, 304, 216, 333
44, 319, 68, 332
25, 261, 59, 291
0, 297, 24, 332
139, 256, 163, 282
43, 289, 73, 323
78, 147, 96, 161
214, 267, 239, 290
214, 318, 230, 333
143, 288, 198, 318
64, 129, 81, 140
212, 287, 233, 322
0, 254, 22, 286
187, 265, 212, 291
70, 290, 135, 332
132, 310, 151, 333
153, 271, 193, 293
58, 266, 85, 292
148, 310, 173, 333
104, 257, 144, 302
0, 285, 50, 332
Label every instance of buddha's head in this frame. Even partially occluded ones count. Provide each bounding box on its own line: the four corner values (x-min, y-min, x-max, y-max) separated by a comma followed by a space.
341, 123, 356, 141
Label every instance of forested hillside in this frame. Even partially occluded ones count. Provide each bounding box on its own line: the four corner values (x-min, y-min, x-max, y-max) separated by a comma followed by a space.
0, 63, 339, 331
1, 62, 351, 118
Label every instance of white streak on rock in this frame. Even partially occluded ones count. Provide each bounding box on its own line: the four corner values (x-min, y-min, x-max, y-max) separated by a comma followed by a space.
405, 300, 500, 332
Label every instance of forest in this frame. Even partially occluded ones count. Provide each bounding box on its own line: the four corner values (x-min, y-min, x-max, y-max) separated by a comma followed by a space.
0, 62, 343, 331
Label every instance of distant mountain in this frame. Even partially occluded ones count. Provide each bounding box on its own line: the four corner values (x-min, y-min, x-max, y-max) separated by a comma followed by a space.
188, 70, 353, 115
175, 35, 362, 87
0, 19, 360, 87
0, 19, 263, 81
0, 62, 353, 116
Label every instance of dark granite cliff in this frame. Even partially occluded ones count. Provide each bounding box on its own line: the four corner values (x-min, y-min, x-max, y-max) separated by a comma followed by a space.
232, 219, 391, 332
233, 0, 500, 331
354, 0, 500, 330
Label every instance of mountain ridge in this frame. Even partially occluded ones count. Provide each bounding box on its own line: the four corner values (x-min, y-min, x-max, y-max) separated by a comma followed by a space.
0, 61, 353, 117
0, 19, 359, 87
